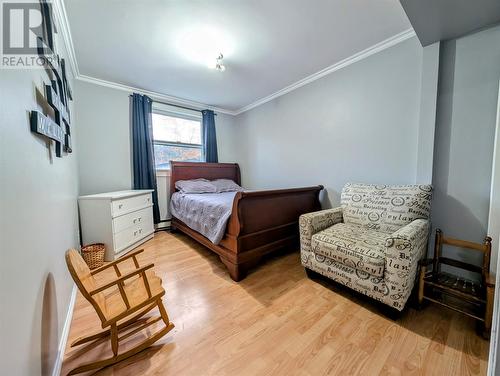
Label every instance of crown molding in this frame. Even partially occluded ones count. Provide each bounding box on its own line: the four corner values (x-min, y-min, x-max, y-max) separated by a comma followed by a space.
52, 4, 415, 117
76, 74, 238, 115
52, 0, 80, 77
233, 29, 416, 115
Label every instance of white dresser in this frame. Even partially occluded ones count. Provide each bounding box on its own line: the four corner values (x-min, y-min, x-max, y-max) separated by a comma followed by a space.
78, 190, 155, 261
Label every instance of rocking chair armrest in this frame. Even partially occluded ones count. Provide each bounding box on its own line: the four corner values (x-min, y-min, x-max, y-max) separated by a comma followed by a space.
90, 249, 145, 275
89, 263, 155, 295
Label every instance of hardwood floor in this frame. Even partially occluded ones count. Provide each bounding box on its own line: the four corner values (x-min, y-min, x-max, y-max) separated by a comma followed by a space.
62, 231, 490, 375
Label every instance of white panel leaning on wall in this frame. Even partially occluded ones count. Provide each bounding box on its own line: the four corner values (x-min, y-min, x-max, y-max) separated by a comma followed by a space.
156, 169, 172, 227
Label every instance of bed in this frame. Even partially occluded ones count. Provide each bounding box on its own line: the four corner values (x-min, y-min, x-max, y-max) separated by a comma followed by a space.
169, 161, 323, 281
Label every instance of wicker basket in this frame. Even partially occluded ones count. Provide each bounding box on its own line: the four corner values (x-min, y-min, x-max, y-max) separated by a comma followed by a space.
81, 243, 105, 269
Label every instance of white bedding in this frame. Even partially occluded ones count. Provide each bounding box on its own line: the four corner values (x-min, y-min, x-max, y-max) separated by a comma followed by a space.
170, 191, 238, 244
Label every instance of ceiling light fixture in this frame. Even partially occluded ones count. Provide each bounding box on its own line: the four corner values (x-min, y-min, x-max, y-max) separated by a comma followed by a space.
213, 53, 226, 72
175, 25, 234, 70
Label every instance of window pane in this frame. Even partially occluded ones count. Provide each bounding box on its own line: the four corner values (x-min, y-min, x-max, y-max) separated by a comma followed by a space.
154, 144, 202, 169
152, 113, 201, 144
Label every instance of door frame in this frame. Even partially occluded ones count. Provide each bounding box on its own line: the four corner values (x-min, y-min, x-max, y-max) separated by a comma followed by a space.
487, 80, 500, 376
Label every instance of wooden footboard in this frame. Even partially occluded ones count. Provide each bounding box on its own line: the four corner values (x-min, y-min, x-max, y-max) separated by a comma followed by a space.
220, 186, 323, 280
169, 161, 323, 281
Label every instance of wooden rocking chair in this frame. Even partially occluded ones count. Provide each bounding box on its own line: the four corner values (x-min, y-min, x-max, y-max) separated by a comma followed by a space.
65, 248, 174, 375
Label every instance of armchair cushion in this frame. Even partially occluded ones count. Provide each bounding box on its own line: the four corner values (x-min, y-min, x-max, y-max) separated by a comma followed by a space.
312, 223, 386, 277
341, 183, 432, 233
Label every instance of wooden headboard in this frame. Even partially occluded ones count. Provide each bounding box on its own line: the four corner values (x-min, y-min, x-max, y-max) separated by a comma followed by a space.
170, 161, 241, 197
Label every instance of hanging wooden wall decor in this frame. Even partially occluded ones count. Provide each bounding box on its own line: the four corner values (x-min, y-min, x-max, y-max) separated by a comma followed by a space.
29, 0, 73, 158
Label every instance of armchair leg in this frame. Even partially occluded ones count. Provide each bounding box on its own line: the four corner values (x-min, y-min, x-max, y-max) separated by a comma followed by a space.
305, 268, 321, 279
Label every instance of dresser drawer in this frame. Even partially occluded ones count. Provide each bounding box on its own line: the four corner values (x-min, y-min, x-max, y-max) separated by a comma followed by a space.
111, 193, 152, 217
112, 207, 152, 234
114, 215, 154, 253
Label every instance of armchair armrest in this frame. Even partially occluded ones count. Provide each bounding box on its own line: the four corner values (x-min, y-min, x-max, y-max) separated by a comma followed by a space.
299, 207, 343, 253
384, 219, 430, 295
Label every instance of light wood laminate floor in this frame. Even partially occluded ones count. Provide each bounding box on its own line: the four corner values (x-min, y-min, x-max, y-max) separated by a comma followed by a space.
62, 231, 490, 375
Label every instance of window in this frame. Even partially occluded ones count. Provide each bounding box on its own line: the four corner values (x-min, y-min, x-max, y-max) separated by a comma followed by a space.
152, 112, 203, 169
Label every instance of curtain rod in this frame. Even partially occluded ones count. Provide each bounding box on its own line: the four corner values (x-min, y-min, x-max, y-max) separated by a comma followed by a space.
129, 95, 217, 116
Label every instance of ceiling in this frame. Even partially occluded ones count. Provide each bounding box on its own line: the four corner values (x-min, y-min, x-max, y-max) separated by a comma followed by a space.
400, 0, 500, 46
64, 0, 411, 112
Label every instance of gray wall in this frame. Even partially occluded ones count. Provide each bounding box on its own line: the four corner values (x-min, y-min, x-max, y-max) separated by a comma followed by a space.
232, 37, 426, 207
432, 25, 500, 268
75, 81, 132, 195
0, 38, 80, 375
416, 42, 440, 183
74, 80, 237, 195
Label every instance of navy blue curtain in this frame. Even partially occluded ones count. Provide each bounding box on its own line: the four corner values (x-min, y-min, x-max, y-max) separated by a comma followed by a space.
131, 93, 160, 224
202, 109, 218, 163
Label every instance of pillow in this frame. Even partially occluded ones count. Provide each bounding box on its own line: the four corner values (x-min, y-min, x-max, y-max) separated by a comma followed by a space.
175, 179, 217, 194
211, 179, 244, 193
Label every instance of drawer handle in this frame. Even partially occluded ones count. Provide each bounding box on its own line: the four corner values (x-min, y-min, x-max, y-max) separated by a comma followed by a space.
118, 204, 123, 209
146, 198, 151, 202
133, 219, 137, 224
138, 217, 142, 222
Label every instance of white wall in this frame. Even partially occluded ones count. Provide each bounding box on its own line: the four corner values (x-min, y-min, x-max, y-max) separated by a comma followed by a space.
0, 33, 80, 376
232, 37, 425, 207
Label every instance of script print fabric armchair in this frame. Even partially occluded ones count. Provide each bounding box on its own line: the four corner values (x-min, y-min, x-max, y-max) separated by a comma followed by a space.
300, 183, 432, 311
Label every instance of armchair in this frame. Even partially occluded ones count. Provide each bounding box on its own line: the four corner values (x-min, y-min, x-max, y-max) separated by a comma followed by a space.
300, 183, 432, 311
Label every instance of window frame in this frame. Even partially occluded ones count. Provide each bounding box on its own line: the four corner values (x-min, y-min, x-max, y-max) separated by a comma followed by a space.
151, 108, 204, 170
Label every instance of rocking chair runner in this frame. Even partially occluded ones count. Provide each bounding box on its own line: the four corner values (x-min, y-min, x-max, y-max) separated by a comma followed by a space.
65, 248, 174, 375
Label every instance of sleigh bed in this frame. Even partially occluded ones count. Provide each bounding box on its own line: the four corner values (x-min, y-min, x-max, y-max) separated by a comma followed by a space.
169, 161, 323, 281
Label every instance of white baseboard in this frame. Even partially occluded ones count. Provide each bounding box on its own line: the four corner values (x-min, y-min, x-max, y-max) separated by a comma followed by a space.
52, 284, 77, 376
